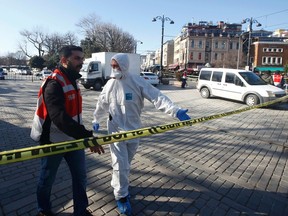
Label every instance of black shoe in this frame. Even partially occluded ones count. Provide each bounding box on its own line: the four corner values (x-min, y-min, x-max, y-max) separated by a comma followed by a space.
83, 209, 94, 216
36, 211, 55, 216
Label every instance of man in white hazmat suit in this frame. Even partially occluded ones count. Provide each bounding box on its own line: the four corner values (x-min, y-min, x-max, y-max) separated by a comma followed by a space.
92, 53, 191, 215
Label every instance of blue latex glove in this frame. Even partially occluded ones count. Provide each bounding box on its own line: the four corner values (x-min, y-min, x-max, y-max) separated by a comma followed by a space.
93, 123, 100, 132
176, 109, 191, 121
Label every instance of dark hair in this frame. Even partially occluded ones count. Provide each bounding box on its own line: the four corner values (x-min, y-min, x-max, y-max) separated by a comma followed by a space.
59, 45, 83, 58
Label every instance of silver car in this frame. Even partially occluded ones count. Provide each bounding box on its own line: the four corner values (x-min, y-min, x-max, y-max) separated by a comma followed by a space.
140, 72, 159, 86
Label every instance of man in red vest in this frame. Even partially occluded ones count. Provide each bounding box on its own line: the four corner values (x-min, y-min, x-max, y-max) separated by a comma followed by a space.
31, 45, 104, 216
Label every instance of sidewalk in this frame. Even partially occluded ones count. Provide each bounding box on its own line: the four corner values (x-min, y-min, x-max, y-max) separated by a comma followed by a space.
0, 79, 287, 216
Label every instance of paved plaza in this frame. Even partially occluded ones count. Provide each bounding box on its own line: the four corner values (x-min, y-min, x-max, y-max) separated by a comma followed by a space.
0, 78, 288, 216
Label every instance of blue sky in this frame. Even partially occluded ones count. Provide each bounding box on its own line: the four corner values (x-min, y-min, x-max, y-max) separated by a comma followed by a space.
1, 0, 288, 56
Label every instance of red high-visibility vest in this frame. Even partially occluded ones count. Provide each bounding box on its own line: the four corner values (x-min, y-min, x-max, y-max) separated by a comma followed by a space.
30, 69, 82, 141
273, 74, 283, 85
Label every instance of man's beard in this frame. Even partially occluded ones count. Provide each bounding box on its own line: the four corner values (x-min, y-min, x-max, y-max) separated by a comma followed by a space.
67, 61, 82, 74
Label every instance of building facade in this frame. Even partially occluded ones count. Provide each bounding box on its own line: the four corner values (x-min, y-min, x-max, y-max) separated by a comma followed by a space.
252, 39, 288, 72
142, 21, 288, 73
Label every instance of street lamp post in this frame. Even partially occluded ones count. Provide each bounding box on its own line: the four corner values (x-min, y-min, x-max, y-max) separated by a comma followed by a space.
134, 40, 143, 53
237, 34, 242, 69
241, 17, 261, 69
152, 15, 174, 72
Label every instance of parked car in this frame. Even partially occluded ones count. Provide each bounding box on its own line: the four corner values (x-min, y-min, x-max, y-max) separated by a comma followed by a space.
34, 72, 42, 77
196, 68, 286, 106
41, 69, 52, 80
0, 68, 5, 80
20, 69, 32, 75
140, 72, 159, 86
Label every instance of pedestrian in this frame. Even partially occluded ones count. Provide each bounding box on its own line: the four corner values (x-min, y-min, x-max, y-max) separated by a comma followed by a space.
30, 45, 105, 216
260, 70, 274, 85
272, 70, 284, 88
92, 53, 191, 216
156, 70, 162, 84
181, 70, 187, 88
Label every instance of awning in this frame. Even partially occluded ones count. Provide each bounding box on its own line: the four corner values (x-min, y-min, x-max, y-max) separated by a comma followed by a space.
178, 67, 194, 72
254, 67, 284, 72
168, 64, 179, 70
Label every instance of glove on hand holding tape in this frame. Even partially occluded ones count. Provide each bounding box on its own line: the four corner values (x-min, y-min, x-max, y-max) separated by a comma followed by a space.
93, 123, 100, 132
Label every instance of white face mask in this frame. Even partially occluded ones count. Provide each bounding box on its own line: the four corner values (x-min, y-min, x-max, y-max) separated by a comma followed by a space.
111, 68, 123, 80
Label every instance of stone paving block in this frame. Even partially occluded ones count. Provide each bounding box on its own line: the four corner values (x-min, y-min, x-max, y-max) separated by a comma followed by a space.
182, 206, 199, 215
247, 191, 264, 210
226, 186, 242, 200
101, 201, 117, 214
193, 197, 206, 209
226, 208, 241, 216
212, 207, 228, 216
199, 206, 214, 215
3, 193, 35, 214
167, 196, 182, 208
270, 200, 287, 216
89, 197, 107, 212
235, 188, 253, 206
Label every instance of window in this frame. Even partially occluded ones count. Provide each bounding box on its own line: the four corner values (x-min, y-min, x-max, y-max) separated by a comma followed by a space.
214, 53, 218, 61
190, 52, 193, 60
191, 40, 194, 48
262, 56, 283, 65
198, 53, 202, 60
235, 76, 243, 86
199, 70, 211, 80
215, 41, 218, 49
199, 40, 203, 48
90, 63, 99, 71
212, 71, 223, 82
239, 72, 266, 85
263, 47, 283, 53
225, 73, 235, 84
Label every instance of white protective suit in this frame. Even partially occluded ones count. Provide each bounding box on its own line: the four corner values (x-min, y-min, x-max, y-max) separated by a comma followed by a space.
93, 53, 181, 200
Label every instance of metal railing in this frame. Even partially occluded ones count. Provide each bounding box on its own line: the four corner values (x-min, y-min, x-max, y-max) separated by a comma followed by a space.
2, 73, 42, 82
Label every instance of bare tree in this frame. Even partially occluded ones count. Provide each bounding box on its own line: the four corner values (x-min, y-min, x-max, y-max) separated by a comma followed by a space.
76, 13, 101, 38
19, 27, 46, 57
44, 33, 65, 56
43, 32, 77, 56
19, 27, 78, 58
65, 32, 78, 45
77, 13, 135, 54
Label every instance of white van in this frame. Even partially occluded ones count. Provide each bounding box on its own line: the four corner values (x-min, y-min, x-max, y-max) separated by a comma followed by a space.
196, 68, 286, 106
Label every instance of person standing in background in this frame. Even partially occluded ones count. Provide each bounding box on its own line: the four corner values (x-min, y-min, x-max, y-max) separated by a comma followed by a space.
181, 70, 187, 88
273, 70, 284, 88
260, 70, 274, 85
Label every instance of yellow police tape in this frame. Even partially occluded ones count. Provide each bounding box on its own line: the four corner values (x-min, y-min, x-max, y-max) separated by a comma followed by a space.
1, 95, 288, 165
